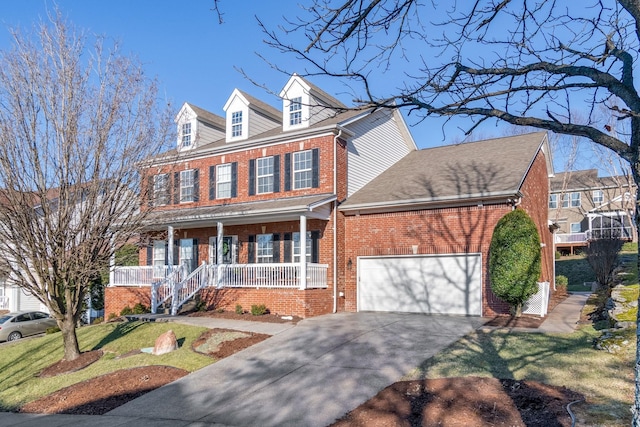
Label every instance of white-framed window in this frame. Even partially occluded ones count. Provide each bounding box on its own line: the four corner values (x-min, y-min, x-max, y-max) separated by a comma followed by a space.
153, 173, 169, 205
257, 234, 273, 263
180, 169, 195, 203
548, 194, 558, 209
293, 150, 313, 189
182, 122, 192, 147
289, 97, 302, 126
257, 156, 274, 194
231, 111, 242, 137
592, 190, 604, 204
570, 192, 581, 207
216, 163, 232, 199
570, 223, 581, 233
152, 240, 166, 278
292, 232, 312, 263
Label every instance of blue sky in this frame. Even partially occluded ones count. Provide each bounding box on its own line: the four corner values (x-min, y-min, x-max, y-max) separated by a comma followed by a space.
0, 1, 623, 175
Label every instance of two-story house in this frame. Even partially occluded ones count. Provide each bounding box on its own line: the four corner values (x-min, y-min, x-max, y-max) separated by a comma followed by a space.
550, 169, 636, 255
106, 74, 556, 319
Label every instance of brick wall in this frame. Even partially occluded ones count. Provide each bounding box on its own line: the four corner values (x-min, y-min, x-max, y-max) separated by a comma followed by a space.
105, 286, 152, 318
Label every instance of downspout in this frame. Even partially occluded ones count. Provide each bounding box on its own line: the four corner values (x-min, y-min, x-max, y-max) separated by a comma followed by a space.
333, 128, 343, 313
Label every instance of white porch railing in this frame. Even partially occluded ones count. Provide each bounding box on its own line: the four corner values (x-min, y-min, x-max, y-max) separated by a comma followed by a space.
112, 266, 170, 286
0, 296, 8, 310
554, 233, 588, 244
150, 265, 186, 314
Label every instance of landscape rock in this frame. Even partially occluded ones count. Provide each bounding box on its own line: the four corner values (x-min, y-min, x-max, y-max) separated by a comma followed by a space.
153, 330, 178, 355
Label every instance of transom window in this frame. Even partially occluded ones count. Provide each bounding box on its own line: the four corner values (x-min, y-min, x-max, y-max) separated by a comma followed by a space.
292, 232, 312, 263
257, 234, 273, 263
231, 111, 242, 137
182, 123, 192, 147
548, 194, 557, 209
180, 169, 195, 203
289, 97, 302, 126
593, 190, 604, 204
293, 150, 313, 189
257, 156, 274, 194
153, 173, 169, 205
216, 163, 232, 199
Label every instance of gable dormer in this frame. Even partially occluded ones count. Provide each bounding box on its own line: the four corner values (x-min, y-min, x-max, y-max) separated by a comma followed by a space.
279, 73, 347, 131
175, 103, 225, 152
222, 89, 280, 143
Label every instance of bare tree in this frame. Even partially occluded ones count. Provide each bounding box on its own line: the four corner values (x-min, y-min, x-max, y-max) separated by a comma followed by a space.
265, 0, 640, 422
0, 12, 172, 361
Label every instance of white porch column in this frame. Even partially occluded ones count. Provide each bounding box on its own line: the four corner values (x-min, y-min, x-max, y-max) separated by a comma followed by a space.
299, 215, 307, 290
108, 235, 115, 286
167, 226, 174, 267
217, 221, 224, 288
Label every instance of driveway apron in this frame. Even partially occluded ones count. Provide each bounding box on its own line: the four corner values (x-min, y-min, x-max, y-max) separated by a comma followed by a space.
107, 312, 485, 427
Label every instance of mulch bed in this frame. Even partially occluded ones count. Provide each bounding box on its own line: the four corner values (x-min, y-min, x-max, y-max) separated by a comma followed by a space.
484, 288, 569, 329
187, 309, 302, 324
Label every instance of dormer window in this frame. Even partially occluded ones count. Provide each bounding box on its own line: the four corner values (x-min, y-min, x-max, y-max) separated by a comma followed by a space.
182, 123, 192, 147
231, 111, 243, 137
289, 97, 302, 126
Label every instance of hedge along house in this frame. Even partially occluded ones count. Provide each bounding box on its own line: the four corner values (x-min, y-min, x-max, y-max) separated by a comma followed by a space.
339, 132, 555, 317
105, 74, 417, 318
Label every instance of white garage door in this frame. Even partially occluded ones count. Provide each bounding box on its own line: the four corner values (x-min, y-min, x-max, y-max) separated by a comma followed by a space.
358, 254, 482, 315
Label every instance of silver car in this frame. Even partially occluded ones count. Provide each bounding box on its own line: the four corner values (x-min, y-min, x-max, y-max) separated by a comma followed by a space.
0, 311, 58, 342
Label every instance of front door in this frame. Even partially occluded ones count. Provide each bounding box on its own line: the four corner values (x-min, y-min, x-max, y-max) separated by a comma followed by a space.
179, 239, 197, 272
209, 236, 237, 264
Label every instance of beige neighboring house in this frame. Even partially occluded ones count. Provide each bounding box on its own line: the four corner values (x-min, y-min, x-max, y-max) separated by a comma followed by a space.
550, 169, 636, 255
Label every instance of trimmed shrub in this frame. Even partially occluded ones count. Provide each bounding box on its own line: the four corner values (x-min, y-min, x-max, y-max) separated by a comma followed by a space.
555, 275, 568, 289
489, 209, 541, 317
250, 304, 267, 316
235, 304, 243, 315
120, 306, 133, 316
132, 303, 149, 314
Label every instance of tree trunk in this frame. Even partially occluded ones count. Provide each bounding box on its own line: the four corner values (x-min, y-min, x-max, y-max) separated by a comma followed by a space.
632, 164, 640, 426
60, 313, 81, 361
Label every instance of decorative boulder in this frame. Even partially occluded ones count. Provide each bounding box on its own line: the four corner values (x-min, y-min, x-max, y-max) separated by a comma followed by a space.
153, 330, 178, 355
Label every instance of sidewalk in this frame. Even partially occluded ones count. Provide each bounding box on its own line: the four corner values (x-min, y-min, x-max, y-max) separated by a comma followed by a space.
0, 295, 588, 426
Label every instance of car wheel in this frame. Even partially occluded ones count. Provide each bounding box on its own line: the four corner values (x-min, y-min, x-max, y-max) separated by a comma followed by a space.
7, 331, 21, 341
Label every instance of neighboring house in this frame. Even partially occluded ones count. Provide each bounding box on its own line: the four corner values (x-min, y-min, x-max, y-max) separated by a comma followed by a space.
0, 273, 47, 313
550, 169, 636, 255
105, 74, 555, 319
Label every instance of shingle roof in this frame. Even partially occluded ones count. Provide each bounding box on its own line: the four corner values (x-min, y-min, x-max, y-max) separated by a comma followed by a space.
340, 132, 547, 211
186, 103, 225, 129
550, 169, 632, 192
237, 90, 281, 121
294, 74, 348, 109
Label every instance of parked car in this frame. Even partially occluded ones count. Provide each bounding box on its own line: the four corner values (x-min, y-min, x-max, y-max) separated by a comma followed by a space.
0, 311, 58, 342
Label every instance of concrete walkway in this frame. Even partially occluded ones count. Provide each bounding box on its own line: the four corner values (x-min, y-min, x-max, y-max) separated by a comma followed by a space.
0, 294, 588, 427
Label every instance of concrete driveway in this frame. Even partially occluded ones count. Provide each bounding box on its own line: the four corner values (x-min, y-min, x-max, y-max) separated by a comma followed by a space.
108, 312, 486, 427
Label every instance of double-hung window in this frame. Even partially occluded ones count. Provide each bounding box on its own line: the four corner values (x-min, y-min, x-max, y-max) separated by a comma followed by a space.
289, 97, 302, 126
182, 123, 192, 147
592, 190, 604, 204
293, 150, 313, 189
570, 223, 581, 233
292, 232, 312, 263
231, 111, 242, 137
548, 194, 557, 209
256, 234, 273, 263
257, 156, 274, 194
153, 173, 169, 205
216, 163, 232, 199
180, 169, 195, 203
570, 192, 581, 207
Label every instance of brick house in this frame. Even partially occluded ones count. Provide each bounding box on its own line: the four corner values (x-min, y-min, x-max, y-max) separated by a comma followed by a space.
105, 74, 555, 319
549, 169, 636, 255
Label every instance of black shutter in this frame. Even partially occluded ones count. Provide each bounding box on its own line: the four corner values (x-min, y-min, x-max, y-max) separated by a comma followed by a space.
209, 166, 216, 200
284, 153, 291, 191
311, 231, 320, 263
147, 176, 154, 207
146, 245, 153, 266
283, 233, 292, 262
193, 239, 199, 270
273, 234, 280, 263
164, 174, 171, 203
173, 240, 179, 265
273, 155, 280, 193
164, 242, 169, 265
248, 235, 255, 263
231, 162, 238, 198
248, 159, 256, 195
193, 169, 199, 202
312, 148, 320, 188
173, 172, 180, 204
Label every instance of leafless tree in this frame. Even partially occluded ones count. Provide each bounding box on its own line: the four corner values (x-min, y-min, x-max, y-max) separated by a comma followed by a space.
0, 12, 173, 361
265, 0, 640, 422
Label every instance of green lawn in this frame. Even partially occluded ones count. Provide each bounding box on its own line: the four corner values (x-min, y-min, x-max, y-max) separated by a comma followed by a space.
0, 321, 213, 411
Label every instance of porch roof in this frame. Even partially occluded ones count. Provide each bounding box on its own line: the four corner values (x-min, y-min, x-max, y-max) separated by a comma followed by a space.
142, 194, 336, 230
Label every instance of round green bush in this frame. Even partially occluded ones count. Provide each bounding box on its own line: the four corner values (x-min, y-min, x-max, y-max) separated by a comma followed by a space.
489, 209, 542, 316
